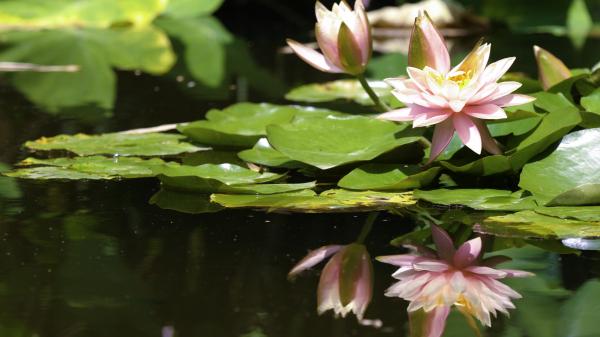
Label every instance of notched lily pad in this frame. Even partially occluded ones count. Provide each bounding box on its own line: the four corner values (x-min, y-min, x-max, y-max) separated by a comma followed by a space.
149, 189, 223, 214
237, 138, 303, 168
25, 132, 204, 157
285, 79, 397, 107
210, 189, 417, 213
414, 189, 538, 211
338, 164, 440, 191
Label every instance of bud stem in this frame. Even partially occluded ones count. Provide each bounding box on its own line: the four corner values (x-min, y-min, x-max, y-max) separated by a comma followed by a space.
357, 74, 390, 112
356, 211, 379, 243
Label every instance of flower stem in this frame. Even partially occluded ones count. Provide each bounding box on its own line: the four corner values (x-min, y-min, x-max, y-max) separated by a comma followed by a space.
357, 74, 391, 112
356, 211, 379, 244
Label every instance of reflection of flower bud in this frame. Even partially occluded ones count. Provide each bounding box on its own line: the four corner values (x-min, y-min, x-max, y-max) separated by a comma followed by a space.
289, 243, 374, 324
533, 45, 571, 90
287, 1, 372, 75
378, 225, 534, 337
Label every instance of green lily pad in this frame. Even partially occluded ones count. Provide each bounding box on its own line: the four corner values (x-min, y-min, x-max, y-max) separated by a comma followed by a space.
149, 189, 223, 214
159, 176, 315, 194
266, 115, 421, 170
210, 189, 417, 213
414, 189, 538, 211
285, 79, 398, 107
338, 164, 440, 191
164, 0, 224, 18
177, 103, 339, 147
581, 88, 600, 115
477, 210, 600, 239
237, 138, 302, 168
519, 128, 600, 205
535, 206, 600, 222
156, 162, 282, 185
25, 132, 204, 157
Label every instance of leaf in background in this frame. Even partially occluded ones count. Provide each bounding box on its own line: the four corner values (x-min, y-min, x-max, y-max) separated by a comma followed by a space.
566, 0, 593, 48
164, 0, 224, 18
285, 79, 399, 107
267, 115, 421, 170
338, 164, 440, 191
535, 206, 600, 222
519, 128, 600, 206
25, 132, 204, 157
558, 280, 600, 337
477, 210, 600, 239
149, 189, 223, 214
178, 103, 339, 147
0, 27, 175, 111
581, 88, 600, 115
366, 53, 408, 79
0, 0, 166, 29
156, 16, 231, 87
210, 189, 416, 213
414, 189, 538, 211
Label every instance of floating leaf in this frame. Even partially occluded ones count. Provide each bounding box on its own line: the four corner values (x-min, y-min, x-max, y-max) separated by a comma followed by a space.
164, 0, 224, 18
535, 206, 600, 222
338, 164, 440, 191
559, 280, 600, 336
149, 189, 223, 214
581, 88, 600, 115
237, 138, 302, 168
178, 103, 339, 147
0, 27, 175, 111
519, 128, 600, 205
25, 132, 204, 157
477, 210, 600, 239
159, 176, 315, 194
415, 189, 538, 211
285, 79, 398, 107
211, 189, 416, 213
266, 115, 421, 169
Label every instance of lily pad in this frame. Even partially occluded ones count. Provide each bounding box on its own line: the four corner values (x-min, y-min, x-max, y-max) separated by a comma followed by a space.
414, 189, 538, 211
519, 128, 600, 205
285, 79, 398, 107
159, 176, 315, 194
178, 103, 339, 147
149, 189, 223, 214
535, 206, 600, 222
477, 210, 600, 239
266, 115, 421, 170
338, 164, 440, 191
237, 138, 302, 168
25, 132, 204, 157
581, 88, 600, 115
210, 189, 417, 213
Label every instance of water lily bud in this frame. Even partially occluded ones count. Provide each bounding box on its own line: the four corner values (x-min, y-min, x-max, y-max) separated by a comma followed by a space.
408, 11, 450, 73
287, 1, 372, 75
533, 45, 572, 90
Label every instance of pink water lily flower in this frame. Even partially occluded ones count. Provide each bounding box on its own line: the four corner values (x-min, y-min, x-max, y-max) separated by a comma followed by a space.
289, 243, 379, 326
287, 1, 371, 75
378, 13, 535, 161
378, 225, 533, 337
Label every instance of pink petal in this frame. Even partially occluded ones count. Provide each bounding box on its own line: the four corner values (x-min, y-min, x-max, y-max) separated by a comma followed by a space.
409, 13, 450, 73
454, 237, 482, 268
489, 94, 536, 107
376, 254, 421, 266
431, 225, 455, 262
428, 119, 455, 163
452, 113, 482, 154
353, 0, 372, 62
425, 307, 450, 337
499, 269, 535, 278
473, 119, 502, 155
288, 245, 344, 278
464, 265, 507, 278
413, 109, 452, 127
463, 104, 507, 120
406, 67, 431, 92
480, 57, 515, 85
315, 25, 342, 69
449, 100, 466, 112
413, 260, 450, 272
377, 107, 415, 122
352, 249, 374, 319
286, 39, 343, 73
481, 81, 522, 103
317, 249, 343, 314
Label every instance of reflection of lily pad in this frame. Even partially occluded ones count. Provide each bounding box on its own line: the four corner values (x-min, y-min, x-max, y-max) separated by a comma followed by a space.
266, 115, 421, 170
415, 189, 538, 211
519, 128, 600, 205
211, 189, 416, 213
149, 189, 223, 214
25, 132, 204, 157
0, 27, 175, 111
338, 164, 440, 191
285, 79, 398, 107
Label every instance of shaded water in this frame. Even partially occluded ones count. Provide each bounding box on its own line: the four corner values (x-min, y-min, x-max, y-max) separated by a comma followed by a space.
1, 7, 600, 337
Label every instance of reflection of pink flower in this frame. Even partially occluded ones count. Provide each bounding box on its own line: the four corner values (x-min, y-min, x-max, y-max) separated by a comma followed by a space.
288, 244, 374, 323
378, 225, 533, 337
287, 1, 371, 75
378, 13, 534, 161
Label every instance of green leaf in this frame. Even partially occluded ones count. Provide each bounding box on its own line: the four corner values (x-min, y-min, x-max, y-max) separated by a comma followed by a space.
285, 79, 398, 107
581, 87, 600, 115
210, 189, 416, 213
159, 176, 315, 194
149, 189, 223, 214
338, 164, 440, 191
178, 103, 339, 147
414, 189, 538, 211
0, 0, 166, 28
25, 132, 204, 157
156, 163, 283, 185
237, 138, 303, 168
164, 0, 224, 18
519, 128, 600, 205
367, 53, 408, 79
156, 16, 231, 87
566, 0, 593, 48
266, 115, 421, 170
535, 206, 600, 222
478, 210, 600, 239
0, 27, 175, 111
559, 280, 600, 337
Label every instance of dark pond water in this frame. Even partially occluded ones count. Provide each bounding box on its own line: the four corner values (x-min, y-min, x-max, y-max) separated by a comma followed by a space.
1, 5, 600, 337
